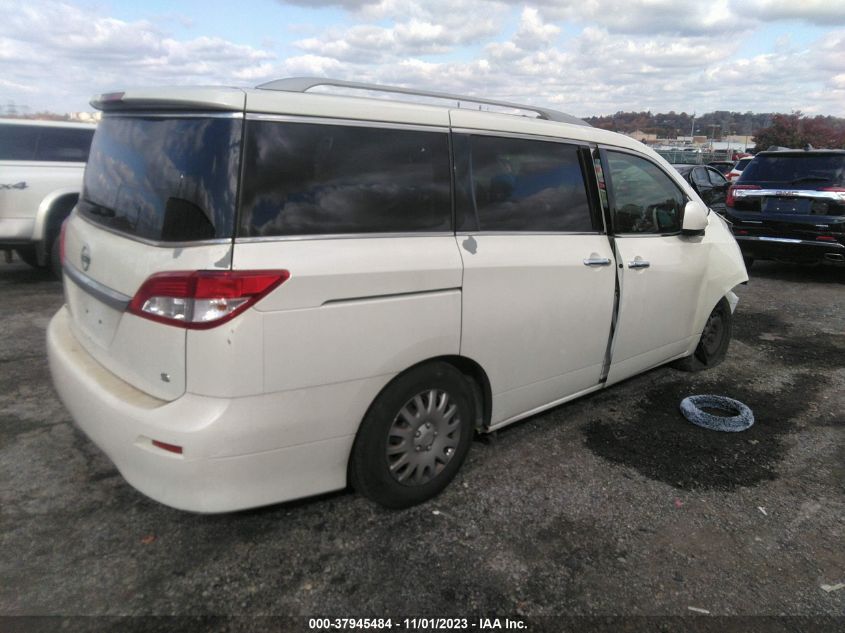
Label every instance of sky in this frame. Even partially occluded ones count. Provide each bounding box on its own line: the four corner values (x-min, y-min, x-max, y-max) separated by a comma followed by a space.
2, 0, 845, 118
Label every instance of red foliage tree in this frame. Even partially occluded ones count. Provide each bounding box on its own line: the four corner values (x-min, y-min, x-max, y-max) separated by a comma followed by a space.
754, 113, 845, 150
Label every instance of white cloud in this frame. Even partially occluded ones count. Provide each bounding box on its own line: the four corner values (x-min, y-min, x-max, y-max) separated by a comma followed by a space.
292, 1, 502, 62
0, 0, 275, 111
814, 30, 845, 73
739, 0, 845, 26
2, 0, 845, 118
540, 0, 745, 35
513, 7, 561, 50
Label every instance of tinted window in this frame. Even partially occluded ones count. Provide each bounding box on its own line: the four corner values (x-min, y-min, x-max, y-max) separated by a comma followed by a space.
691, 167, 709, 187
707, 168, 728, 187
606, 151, 685, 234
36, 127, 94, 162
739, 154, 845, 186
0, 125, 39, 160
239, 121, 451, 237
456, 135, 593, 232
81, 116, 242, 242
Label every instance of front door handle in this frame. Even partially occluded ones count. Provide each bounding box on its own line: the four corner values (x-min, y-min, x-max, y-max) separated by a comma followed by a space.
628, 259, 651, 269
583, 257, 612, 267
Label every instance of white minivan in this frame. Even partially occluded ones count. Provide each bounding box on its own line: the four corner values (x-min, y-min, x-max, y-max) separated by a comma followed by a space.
47, 78, 748, 512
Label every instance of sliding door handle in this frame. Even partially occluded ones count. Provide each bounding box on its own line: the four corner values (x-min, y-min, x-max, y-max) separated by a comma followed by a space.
628, 259, 651, 269
583, 257, 612, 267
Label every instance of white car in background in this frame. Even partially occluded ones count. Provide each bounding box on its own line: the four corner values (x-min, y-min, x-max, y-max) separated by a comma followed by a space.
47, 78, 748, 512
727, 157, 753, 182
0, 118, 96, 276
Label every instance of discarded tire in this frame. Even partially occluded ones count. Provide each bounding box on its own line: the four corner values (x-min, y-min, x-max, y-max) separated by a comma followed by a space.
679, 395, 754, 432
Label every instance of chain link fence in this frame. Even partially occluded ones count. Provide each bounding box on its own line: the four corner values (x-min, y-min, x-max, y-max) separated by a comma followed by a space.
654, 149, 738, 164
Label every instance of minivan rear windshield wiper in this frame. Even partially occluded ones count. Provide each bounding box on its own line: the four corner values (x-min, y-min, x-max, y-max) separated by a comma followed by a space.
80, 199, 116, 218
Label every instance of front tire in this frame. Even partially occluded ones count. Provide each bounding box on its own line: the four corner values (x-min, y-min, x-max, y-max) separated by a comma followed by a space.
349, 362, 475, 508
674, 297, 733, 372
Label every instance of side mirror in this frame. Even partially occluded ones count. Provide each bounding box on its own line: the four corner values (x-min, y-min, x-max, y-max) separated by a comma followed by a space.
682, 200, 708, 235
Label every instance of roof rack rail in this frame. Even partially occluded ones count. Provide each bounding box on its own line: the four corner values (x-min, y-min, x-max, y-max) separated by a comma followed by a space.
255, 76, 589, 127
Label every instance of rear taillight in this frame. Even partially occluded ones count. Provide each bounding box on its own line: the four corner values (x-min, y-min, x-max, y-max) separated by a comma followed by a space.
128, 270, 289, 329
816, 236, 837, 242
726, 184, 761, 207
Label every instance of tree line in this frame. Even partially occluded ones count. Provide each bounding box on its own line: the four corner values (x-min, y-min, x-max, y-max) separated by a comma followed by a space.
584, 110, 845, 149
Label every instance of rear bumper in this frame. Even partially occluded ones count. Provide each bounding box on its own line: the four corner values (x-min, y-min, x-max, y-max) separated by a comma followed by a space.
47, 306, 366, 512
734, 235, 845, 264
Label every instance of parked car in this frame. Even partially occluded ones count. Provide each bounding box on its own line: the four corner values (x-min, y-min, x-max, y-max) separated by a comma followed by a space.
707, 160, 735, 176
47, 78, 748, 512
673, 164, 730, 214
0, 118, 96, 276
726, 148, 845, 266
727, 157, 753, 182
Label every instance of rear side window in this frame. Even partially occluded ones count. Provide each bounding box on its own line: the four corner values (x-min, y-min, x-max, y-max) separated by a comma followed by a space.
238, 121, 451, 237
605, 151, 685, 234
455, 134, 594, 232
0, 124, 93, 162
36, 127, 94, 162
81, 116, 242, 242
0, 125, 39, 160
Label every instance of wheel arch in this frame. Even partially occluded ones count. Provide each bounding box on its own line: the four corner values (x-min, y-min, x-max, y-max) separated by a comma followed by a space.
686, 213, 748, 354
362, 355, 493, 434
33, 189, 79, 264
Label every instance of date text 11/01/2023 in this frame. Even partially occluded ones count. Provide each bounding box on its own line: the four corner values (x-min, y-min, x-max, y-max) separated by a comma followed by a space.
308, 618, 527, 630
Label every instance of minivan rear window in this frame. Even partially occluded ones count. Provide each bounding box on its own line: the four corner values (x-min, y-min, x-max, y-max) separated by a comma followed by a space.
80, 116, 242, 242
238, 121, 451, 237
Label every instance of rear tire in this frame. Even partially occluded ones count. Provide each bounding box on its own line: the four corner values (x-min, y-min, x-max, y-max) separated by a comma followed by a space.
673, 297, 733, 372
350, 362, 475, 508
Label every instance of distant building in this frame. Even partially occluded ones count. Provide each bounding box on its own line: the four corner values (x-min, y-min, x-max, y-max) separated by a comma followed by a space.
627, 129, 658, 143
68, 112, 101, 122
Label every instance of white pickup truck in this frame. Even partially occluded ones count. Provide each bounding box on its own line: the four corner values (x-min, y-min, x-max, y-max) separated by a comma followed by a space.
0, 118, 96, 277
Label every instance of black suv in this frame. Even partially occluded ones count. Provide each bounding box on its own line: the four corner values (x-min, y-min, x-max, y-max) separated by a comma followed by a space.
725, 148, 844, 266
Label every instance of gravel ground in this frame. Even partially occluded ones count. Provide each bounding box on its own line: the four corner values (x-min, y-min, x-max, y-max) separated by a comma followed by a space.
1, 256, 843, 632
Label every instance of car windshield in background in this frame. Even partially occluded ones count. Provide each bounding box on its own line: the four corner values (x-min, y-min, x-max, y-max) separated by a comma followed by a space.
80, 116, 242, 242
740, 153, 845, 186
